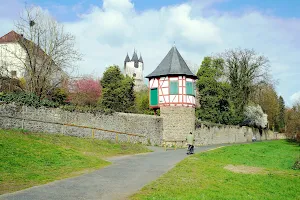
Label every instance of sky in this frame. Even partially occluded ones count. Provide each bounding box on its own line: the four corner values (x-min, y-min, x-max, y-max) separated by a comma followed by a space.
0, 0, 300, 106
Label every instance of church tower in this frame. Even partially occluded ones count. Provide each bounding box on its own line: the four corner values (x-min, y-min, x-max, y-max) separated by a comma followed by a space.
124, 50, 145, 91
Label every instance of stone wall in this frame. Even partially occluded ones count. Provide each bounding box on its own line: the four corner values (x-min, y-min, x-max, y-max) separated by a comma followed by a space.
0, 104, 163, 145
160, 106, 195, 141
194, 123, 280, 146
0, 104, 285, 147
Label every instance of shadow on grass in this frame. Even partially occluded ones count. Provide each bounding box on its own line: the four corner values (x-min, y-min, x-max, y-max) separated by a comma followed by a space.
284, 139, 300, 170
285, 139, 300, 147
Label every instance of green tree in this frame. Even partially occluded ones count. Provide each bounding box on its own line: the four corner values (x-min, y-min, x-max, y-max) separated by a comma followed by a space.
196, 57, 238, 125
100, 66, 135, 112
278, 96, 286, 131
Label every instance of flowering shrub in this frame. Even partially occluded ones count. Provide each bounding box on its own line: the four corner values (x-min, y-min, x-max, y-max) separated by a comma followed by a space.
68, 78, 101, 106
244, 105, 268, 128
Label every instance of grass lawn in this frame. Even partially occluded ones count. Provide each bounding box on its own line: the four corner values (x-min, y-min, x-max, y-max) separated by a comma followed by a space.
0, 129, 150, 195
131, 140, 300, 200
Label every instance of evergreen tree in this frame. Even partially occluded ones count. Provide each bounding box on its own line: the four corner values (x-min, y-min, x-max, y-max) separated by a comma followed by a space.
278, 96, 286, 131
196, 57, 238, 125
100, 65, 135, 112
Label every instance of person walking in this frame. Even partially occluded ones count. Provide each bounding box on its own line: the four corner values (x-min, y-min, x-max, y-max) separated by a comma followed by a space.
186, 132, 195, 155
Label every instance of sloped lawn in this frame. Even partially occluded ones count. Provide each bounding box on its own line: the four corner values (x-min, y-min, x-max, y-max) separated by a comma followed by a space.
131, 140, 300, 200
0, 129, 150, 194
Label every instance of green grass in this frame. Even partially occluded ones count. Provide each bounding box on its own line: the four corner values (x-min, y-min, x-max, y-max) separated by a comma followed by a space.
131, 140, 300, 200
0, 129, 150, 194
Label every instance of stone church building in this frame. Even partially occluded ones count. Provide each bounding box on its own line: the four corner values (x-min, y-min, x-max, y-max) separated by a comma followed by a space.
123, 50, 146, 91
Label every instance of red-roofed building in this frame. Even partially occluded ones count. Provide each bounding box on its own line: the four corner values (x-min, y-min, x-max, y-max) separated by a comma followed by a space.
0, 30, 68, 89
0, 31, 30, 78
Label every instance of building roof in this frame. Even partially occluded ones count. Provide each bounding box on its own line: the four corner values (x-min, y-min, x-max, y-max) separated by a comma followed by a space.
0, 31, 21, 43
124, 53, 130, 62
131, 51, 139, 62
146, 46, 197, 79
0, 30, 56, 66
139, 54, 143, 63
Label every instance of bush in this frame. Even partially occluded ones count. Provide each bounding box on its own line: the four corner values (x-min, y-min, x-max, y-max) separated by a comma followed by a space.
50, 88, 68, 105
244, 105, 268, 128
0, 92, 59, 108
60, 105, 113, 115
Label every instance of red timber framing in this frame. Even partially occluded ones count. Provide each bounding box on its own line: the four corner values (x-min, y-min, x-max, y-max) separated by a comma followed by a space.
149, 76, 196, 109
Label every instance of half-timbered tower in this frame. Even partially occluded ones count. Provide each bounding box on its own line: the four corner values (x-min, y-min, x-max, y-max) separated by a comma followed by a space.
146, 46, 197, 143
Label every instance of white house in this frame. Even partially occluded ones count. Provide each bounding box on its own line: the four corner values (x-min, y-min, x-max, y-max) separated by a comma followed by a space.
0, 31, 68, 91
0, 31, 27, 78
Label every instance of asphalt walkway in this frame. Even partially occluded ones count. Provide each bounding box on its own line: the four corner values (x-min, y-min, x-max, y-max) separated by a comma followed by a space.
0, 144, 227, 200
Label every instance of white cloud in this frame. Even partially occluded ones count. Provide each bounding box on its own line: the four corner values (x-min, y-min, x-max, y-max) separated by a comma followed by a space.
291, 92, 300, 105
63, 0, 300, 107
1, 0, 300, 106
103, 0, 134, 12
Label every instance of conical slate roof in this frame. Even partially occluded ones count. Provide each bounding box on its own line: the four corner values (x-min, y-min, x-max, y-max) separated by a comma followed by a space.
124, 53, 130, 62
131, 51, 139, 62
146, 46, 197, 79
139, 54, 143, 63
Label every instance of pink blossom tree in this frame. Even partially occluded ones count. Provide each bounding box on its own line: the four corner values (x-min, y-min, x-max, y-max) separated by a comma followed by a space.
69, 77, 102, 106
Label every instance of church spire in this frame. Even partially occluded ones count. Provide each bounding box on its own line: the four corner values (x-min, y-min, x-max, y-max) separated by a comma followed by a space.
139, 53, 143, 63
124, 53, 130, 62
131, 50, 139, 62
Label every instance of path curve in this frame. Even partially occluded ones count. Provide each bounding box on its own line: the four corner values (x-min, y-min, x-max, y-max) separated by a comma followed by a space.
0, 144, 227, 200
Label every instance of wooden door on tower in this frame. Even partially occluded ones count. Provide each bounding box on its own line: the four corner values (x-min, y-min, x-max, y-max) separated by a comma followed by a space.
150, 88, 158, 106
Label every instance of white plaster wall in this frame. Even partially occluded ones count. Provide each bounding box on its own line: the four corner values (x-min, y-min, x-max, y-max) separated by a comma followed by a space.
125, 61, 144, 80
0, 43, 26, 77
148, 76, 196, 106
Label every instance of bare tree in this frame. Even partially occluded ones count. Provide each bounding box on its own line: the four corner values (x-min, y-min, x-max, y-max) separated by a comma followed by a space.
219, 48, 270, 117
1, 6, 81, 98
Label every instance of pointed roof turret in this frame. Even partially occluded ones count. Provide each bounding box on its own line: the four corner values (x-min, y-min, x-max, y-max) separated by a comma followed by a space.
131, 50, 139, 62
124, 53, 130, 62
146, 46, 197, 79
139, 54, 143, 63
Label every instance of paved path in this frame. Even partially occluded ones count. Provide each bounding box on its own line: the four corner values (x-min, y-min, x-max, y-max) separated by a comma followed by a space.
0, 144, 227, 200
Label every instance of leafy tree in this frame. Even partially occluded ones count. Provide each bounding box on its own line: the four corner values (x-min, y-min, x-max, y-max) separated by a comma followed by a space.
220, 48, 270, 121
100, 66, 135, 112
69, 77, 101, 106
196, 57, 238, 125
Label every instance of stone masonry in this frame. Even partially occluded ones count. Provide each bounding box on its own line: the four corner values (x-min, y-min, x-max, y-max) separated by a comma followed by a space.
0, 104, 284, 147
160, 106, 195, 141
0, 104, 163, 146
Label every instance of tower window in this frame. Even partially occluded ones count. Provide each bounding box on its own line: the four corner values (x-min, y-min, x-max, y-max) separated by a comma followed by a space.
134, 62, 138, 68
133, 73, 136, 77
170, 81, 179, 95
186, 81, 195, 96
11, 70, 17, 77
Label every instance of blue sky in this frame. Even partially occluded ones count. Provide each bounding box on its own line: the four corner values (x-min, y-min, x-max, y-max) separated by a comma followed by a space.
14, 0, 300, 21
0, 0, 300, 106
